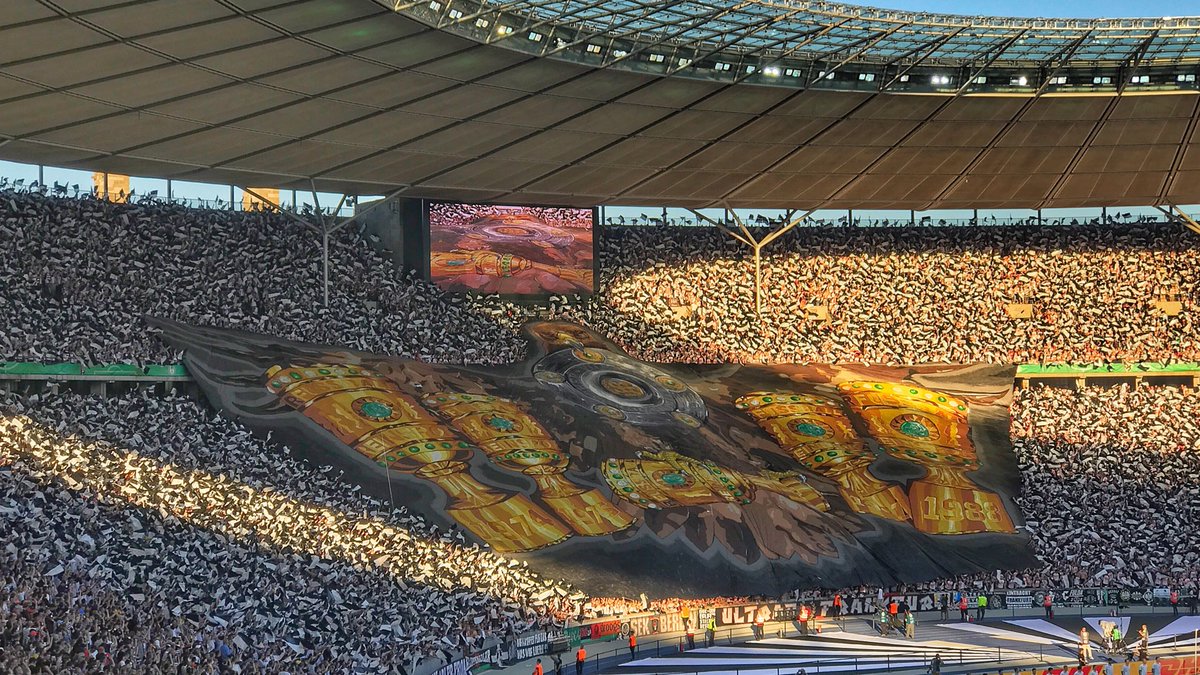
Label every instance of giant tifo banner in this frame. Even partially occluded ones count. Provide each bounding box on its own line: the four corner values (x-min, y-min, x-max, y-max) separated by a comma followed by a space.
152, 318, 1035, 595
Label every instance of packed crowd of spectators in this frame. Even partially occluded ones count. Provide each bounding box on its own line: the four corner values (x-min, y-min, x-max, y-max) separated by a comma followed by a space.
3, 189, 1198, 369
574, 223, 1200, 365
3, 382, 1197, 669
3, 189, 1200, 668
1008, 383, 1200, 590
0, 189, 528, 366
0, 390, 574, 672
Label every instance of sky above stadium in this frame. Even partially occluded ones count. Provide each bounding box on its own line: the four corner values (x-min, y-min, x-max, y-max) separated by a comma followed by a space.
858, 0, 1198, 18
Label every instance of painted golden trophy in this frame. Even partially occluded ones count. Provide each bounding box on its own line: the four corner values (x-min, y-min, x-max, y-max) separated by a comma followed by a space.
837, 382, 1014, 535
421, 392, 635, 536
735, 392, 911, 523
430, 250, 592, 287
601, 450, 828, 512
265, 364, 571, 552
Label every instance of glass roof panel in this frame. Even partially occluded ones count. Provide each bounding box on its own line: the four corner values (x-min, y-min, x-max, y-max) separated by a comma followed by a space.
448, 0, 1200, 64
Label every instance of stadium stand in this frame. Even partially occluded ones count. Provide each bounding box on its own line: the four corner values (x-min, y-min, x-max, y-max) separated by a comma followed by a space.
1, 189, 1198, 667
2, 189, 1198, 368
0, 190, 527, 367
0, 390, 573, 673
1010, 384, 1200, 590
5, 0, 1200, 671
0, 176, 1199, 672
581, 223, 1200, 366
3, 382, 1198, 668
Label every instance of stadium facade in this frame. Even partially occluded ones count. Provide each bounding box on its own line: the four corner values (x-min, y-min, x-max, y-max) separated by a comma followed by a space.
2, 0, 1200, 209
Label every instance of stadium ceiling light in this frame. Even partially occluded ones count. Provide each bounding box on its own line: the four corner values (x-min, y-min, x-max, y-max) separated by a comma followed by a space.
448, 8, 462, 19
428, 0, 442, 10
497, 24, 513, 35
764, 66, 781, 76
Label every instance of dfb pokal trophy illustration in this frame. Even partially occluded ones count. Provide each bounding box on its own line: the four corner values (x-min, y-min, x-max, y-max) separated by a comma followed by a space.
265, 364, 571, 552
837, 382, 1014, 535
601, 449, 828, 513
421, 392, 635, 537
736, 392, 911, 523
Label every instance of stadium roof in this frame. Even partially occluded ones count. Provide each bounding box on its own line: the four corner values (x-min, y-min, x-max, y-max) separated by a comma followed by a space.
416, 1, 1200, 68
2, 0, 1200, 210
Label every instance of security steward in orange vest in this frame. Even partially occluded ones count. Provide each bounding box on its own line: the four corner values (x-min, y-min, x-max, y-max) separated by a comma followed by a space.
797, 605, 812, 636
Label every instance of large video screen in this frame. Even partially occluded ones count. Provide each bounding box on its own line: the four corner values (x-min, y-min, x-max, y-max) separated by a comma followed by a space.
427, 202, 595, 296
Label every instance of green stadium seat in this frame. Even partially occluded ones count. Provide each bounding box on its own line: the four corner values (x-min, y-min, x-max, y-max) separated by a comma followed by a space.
146, 364, 188, 377
82, 364, 146, 377
0, 362, 84, 375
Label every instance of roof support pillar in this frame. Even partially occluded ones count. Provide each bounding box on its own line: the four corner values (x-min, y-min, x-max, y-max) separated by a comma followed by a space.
321, 228, 330, 310
239, 185, 337, 306
302, 186, 419, 307
688, 206, 813, 319
1155, 204, 1200, 236
315, 187, 348, 308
